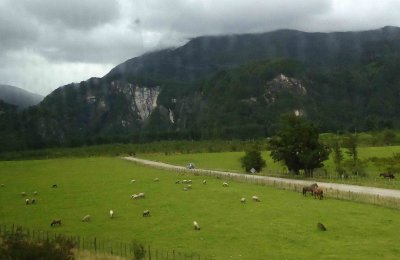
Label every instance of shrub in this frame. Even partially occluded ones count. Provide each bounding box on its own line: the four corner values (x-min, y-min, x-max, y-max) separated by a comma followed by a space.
240, 147, 266, 173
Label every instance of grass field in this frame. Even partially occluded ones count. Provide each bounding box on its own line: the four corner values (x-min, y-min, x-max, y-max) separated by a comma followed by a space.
140, 146, 400, 190
1, 157, 400, 259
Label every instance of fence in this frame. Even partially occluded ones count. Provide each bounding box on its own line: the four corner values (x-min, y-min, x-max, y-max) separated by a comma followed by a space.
124, 157, 400, 210
0, 224, 214, 260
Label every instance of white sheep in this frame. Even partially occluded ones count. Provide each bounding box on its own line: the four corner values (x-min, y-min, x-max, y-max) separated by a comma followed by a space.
1, 184, 4, 187
182, 180, 188, 184
143, 210, 150, 217
130, 179, 136, 183
240, 197, 246, 203
131, 194, 139, 199
137, 192, 145, 198
252, 196, 261, 202
33, 191, 38, 195
154, 178, 159, 182
203, 180, 207, 184
82, 215, 91, 222
222, 182, 229, 187
193, 221, 200, 230
183, 187, 188, 191
25, 198, 30, 205
21, 192, 27, 196
187, 180, 192, 184
109, 210, 114, 218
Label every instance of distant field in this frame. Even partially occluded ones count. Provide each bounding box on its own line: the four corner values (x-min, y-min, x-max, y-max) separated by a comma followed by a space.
140, 146, 400, 190
1, 157, 400, 259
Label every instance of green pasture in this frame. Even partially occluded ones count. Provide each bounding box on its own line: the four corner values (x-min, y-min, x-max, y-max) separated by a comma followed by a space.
1, 157, 400, 259
141, 146, 400, 189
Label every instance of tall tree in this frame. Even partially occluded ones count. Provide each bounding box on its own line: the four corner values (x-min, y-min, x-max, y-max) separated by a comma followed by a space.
269, 114, 330, 177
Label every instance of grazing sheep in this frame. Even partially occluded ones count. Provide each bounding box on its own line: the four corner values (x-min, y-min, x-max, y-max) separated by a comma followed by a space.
31, 198, 36, 204
33, 191, 38, 195
143, 210, 150, 217
137, 192, 145, 198
21, 192, 27, 196
203, 180, 207, 184
182, 180, 188, 184
25, 198, 30, 205
52, 184, 58, 188
50, 219, 61, 227
82, 215, 91, 222
175, 180, 180, 184
252, 196, 261, 202
193, 221, 200, 230
130, 179, 136, 183
222, 182, 229, 187
317, 222, 327, 231
109, 210, 114, 218
187, 180, 192, 184
186, 185, 192, 190
240, 198, 246, 203
1, 184, 4, 187
154, 178, 159, 182
183, 187, 188, 191
131, 194, 139, 199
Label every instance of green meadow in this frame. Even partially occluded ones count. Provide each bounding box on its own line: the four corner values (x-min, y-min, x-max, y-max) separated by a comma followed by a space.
1, 157, 400, 259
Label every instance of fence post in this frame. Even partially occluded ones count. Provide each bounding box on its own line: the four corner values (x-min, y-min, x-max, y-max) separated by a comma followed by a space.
148, 245, 152, 260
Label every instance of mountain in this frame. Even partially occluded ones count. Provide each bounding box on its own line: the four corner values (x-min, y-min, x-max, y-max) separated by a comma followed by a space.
5, 26, 400, 149
0, 85, 44, 108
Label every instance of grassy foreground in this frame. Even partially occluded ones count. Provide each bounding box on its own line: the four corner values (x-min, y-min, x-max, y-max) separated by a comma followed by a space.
0, 157, 400, 259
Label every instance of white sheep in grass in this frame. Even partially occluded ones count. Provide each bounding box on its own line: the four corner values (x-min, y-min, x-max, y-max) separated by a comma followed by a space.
240, 197, 246, 203
131, 194, 139, 199
82, 215, 91, 222
130, 179, 136, 183
182, 180, 188, 184
183, 187, 188, 191
193, 221, 200, 230
187, 180, 192, 184
1, 184, 4, 187
252, 196, 261, 202
109, 210, 114, 218
154, 178, 159, 182
222, 182, 229, 187
33, 191, 38, 195
138, 192, 145, 198
25, 198, 30, 205
203, 180, 207, 184
21, 192, 27, 196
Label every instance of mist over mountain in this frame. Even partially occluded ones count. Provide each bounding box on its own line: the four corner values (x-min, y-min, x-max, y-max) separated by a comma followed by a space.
0, 85, 44, 109
3, 26, 400, 150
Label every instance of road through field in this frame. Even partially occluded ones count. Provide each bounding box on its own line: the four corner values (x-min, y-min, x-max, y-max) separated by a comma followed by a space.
122, 156, 400, 200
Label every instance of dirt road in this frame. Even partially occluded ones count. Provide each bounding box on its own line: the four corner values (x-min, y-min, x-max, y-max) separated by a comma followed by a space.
122, 156, 400, 200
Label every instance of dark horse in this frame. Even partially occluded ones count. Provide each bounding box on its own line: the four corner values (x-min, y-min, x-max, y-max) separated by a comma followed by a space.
50, 219, 61, 227
302, 183, 318, 196
312, 188, 324, 200
380, 172, 395, 179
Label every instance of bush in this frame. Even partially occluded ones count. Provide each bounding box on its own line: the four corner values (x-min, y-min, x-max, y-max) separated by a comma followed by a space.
0, 229, 76, 260
240, 148, 266, 173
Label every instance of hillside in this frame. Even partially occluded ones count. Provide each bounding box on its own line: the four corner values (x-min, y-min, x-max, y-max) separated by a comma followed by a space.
0, 85, 44, 108
3, 26, 400, 149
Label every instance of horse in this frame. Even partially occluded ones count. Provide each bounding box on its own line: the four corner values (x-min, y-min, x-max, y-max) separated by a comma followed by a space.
50, 219, 61, 227
302, 183, 318, 196
379, 172, 395, 179
312, 188, 324, 200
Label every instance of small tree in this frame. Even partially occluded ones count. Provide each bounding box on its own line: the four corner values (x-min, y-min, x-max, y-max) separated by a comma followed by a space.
269, 114, 330, 177
241, 146, 266, 173
343, 133, 365, 176
332, 139, 345, 177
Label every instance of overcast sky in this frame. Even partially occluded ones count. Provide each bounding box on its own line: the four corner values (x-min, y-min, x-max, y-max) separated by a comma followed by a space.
1, 0, 400, 96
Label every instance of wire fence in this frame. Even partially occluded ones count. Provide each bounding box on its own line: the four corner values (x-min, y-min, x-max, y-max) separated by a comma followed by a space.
0, 224, 214, 260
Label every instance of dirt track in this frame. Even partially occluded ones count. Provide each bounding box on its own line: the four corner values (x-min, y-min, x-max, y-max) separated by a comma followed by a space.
122, 156, 400, 200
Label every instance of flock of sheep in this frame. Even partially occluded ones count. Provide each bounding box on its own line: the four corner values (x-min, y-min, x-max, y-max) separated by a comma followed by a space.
1, 171, 262, 232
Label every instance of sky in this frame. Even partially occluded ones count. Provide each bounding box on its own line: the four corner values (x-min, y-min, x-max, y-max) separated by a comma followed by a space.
1, 0, 400, 96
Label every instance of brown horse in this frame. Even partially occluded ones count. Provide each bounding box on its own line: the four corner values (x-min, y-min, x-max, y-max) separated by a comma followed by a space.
302, 183, 318, 196
379, 172, 395, 179
312, 188, 323, 200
